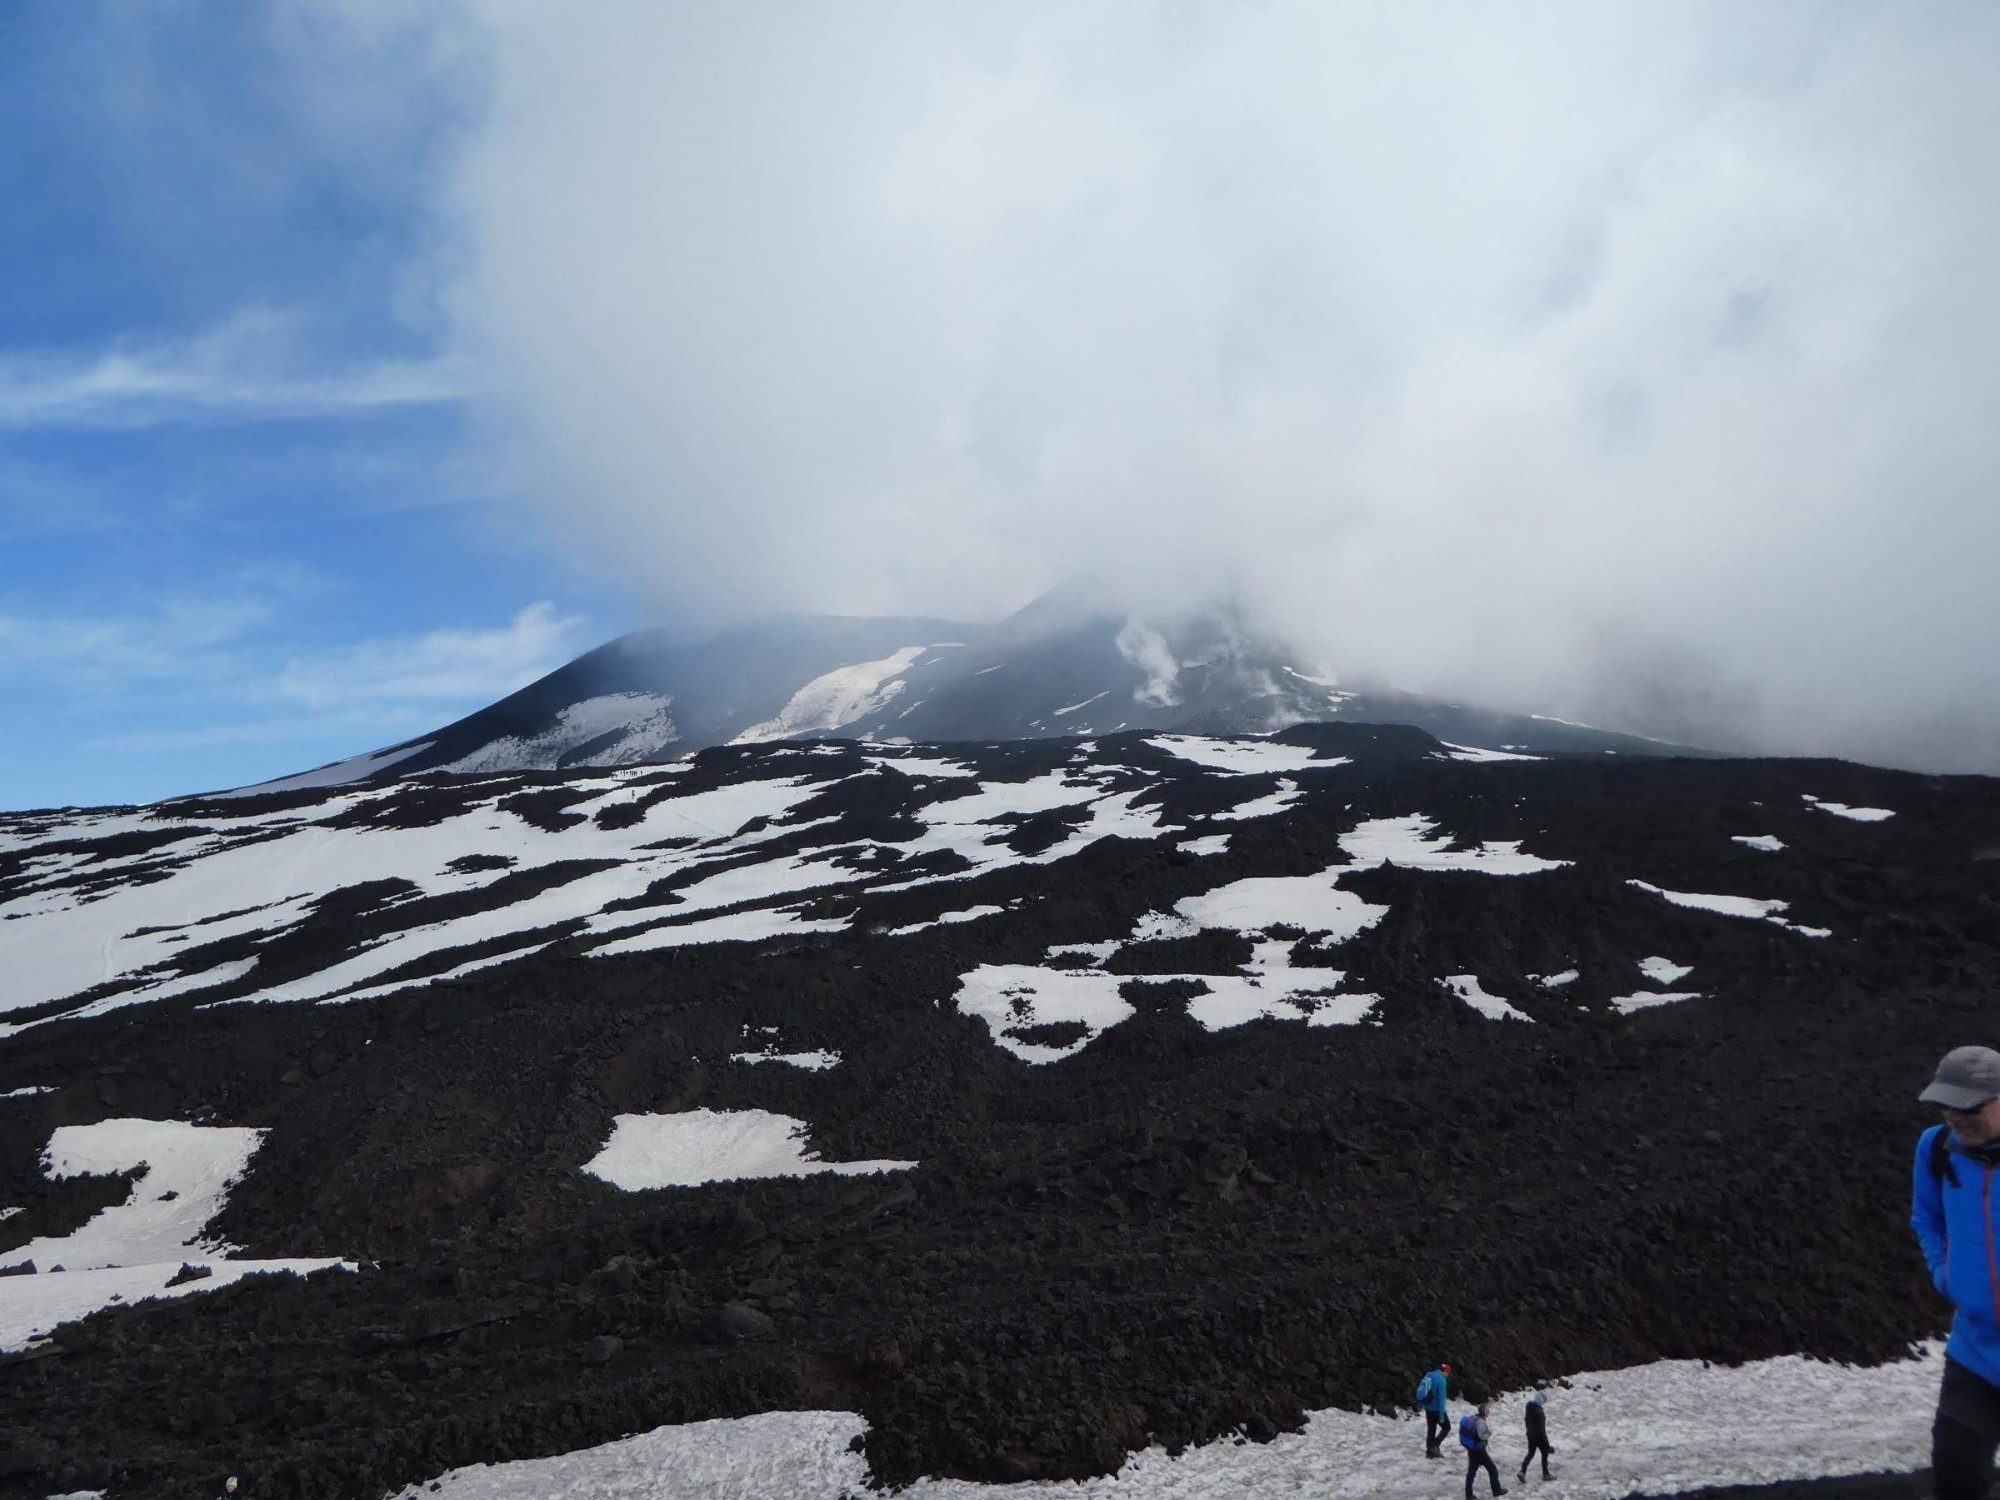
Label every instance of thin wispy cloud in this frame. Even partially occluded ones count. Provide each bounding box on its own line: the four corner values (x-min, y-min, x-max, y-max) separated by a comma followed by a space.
0, 308, 469, 429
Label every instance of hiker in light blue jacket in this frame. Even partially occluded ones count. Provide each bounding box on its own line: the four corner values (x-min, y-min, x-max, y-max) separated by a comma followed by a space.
1913, 1045, 2000, 1500
1415, 1362, 1452, 1457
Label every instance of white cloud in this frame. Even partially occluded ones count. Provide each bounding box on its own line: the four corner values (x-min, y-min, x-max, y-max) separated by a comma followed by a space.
416, 1, 2000, 770
0, 308, 469, 429
275, 601, 590, 709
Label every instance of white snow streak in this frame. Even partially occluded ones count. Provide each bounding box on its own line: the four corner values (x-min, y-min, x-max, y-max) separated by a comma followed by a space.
733, 647, 930, 742
1146, 736, 1340, 775
1445, 974, 1534, 1022
1804, 794, 1895, 822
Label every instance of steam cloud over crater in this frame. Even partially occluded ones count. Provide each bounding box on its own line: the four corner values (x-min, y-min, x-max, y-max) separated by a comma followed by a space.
440, 2, 2000, 772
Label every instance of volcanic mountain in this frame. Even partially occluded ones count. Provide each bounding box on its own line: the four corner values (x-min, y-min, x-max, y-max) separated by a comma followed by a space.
1, 714, 1991, 1498
232, 592, 1693, 796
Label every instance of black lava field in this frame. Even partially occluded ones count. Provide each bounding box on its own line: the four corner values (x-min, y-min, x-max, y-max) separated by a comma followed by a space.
2, 724, 1996, 1498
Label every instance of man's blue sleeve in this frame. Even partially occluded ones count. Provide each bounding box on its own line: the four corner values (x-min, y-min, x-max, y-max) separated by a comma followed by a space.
1913, 1127, 1950, 1295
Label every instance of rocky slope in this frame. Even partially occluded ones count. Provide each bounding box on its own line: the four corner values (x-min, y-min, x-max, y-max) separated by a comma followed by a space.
0, 725, 1992, 1498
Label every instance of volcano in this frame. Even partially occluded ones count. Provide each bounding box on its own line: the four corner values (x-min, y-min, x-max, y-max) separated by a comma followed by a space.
226, 593, 1697, 798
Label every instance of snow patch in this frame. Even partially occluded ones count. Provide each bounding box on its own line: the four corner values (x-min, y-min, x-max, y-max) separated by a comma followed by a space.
1627, 879, 1828, 936
7, 1119, 267, 1271
583, 1110, 915, 1190
953, 966, 1136, 1064
1438, 742, 1543, 763
1054, 691, 1110, 716
1146, 737, 1341, 775
1639, 955, 1693, 985
0, 1118, 346, 1352
1341, 815, 1569, 875
1208, 780, 1304, 822
1445, 974, 1533, 1022
1610, 990, 1703, 1015
447, 694, 678, 775
1804, 794, 1895, 822
730, 1050, 841, 1071
1176, 875, 1388, 943
1733, 834, 1785, 852
885, 905, 1005, 937
733, 647, 930, 742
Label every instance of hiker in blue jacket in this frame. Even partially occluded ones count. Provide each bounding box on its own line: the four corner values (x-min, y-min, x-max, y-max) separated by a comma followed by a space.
1415, 1362, 1453, 1457
1460, 1402, 1505, 1498
1912, 1045, 2000, 1500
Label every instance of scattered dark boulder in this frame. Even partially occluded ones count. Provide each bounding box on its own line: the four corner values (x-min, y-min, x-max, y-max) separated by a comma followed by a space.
710, 1302, 778, 1343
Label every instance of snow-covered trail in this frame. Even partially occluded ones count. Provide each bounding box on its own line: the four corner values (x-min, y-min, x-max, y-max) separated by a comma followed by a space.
387, 1343, 1944, 1500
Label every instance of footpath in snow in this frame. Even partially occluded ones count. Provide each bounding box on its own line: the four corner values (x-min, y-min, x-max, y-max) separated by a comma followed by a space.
386, 1343, 1944, 1500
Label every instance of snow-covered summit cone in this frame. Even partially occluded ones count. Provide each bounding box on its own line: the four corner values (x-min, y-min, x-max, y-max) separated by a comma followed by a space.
217, 593, 1700, 798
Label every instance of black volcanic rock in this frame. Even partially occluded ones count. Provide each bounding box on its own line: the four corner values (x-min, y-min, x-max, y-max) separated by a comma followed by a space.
0, 729, 1990, 1498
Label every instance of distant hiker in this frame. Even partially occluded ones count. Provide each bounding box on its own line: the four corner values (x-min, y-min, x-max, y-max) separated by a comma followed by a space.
1517, 1392, 1554, 1481
1460, 1403, 1505, 1498
1913, 1045, 2000, 1500
1416, 1362, 1453, 1457
217, 1480, 238, 1499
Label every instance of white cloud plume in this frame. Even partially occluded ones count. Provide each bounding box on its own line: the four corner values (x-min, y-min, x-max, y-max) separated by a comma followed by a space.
423, 1, 2000, 769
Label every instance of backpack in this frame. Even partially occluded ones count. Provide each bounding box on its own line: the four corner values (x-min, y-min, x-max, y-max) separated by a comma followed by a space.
1460, 1413, 1481, 1450
1415, 1373, 1434, 1405
1930, 1125, 1961, 1189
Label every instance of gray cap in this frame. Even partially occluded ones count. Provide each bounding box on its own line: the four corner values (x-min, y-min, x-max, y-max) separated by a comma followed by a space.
1919, 1046, 2000, 1110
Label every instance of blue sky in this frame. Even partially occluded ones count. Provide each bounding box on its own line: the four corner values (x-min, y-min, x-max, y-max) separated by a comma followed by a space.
0, 5, 632, 809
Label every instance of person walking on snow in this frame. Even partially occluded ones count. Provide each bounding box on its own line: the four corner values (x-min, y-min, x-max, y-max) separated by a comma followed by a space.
1913, 1045, 2000, 1500
1517, 1392, 1554, 1481
1460, 1402, 1505, 1498
1416, 1362, 1453, 1457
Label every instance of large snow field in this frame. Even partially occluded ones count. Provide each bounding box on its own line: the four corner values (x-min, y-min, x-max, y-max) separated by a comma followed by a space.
0, 1118, 346, 1351
383, 1343, 1947, 1500
582, 1109, 917, 1190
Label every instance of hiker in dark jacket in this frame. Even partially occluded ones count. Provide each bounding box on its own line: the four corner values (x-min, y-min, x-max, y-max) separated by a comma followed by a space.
1416, 1362, 1453, 1457
1913, 1045, 2000, 1500
1517, 1392, 1554, 1481
1460, 1402, 1505, 1498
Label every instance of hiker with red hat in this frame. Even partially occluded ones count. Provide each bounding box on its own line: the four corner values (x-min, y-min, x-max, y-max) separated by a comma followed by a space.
1415, 1362, 1453, 1457
1913, 1044, 2000, 1499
